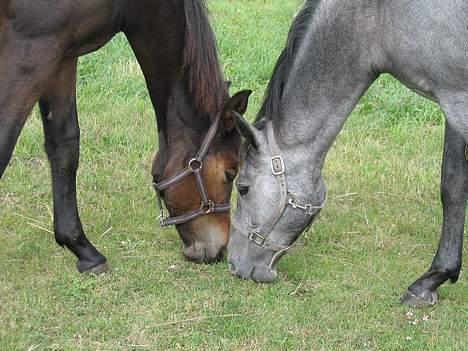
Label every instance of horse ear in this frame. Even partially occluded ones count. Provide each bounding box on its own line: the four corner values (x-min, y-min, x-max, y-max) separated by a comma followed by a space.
223, 90, 252, 132
233, 111, 260, 148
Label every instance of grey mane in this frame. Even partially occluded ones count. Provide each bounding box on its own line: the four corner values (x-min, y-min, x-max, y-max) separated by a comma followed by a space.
256, 0, 321, 127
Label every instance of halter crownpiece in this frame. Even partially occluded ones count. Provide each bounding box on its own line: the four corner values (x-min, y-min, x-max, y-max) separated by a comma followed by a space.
232, 120, 326, 266
152, 113, 231, 227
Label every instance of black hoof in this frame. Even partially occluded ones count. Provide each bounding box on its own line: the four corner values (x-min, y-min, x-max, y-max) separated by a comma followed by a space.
78, 260, 112, 275
400, 289, 438, 307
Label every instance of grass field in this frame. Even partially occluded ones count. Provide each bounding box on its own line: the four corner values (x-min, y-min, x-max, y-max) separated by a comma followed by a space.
1, 0, 467, 350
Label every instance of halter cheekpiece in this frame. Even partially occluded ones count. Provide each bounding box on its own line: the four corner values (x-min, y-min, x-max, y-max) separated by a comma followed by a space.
232, 120, 326, 266
152, 113, 231, 227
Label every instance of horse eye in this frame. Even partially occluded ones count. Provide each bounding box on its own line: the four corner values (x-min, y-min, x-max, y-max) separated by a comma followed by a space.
225, 169, 237, 183
236, 184, 249, 196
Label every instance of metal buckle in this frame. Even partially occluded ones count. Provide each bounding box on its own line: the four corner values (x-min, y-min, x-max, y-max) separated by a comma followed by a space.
158, 214, 168, 228
200, 200, 215, 214
304, 204, 314, 215
248, 231, 266, 246
288, 198, 297, 208
188, 158, 203, 171
289, 198, 317, 216
270, 155, 285, 176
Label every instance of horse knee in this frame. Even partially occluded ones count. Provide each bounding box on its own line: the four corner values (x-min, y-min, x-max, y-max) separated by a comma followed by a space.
441, 184, 467, 207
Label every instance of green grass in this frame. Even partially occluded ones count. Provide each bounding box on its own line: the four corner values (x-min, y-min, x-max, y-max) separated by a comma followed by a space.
1, 0, 466, 350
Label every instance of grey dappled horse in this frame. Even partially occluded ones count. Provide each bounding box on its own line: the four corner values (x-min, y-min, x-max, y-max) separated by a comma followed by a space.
228, 0, 467, 307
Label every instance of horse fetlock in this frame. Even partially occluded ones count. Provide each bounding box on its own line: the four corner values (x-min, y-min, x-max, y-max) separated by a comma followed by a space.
429, 263, 462, 283
445, 267, 461, 284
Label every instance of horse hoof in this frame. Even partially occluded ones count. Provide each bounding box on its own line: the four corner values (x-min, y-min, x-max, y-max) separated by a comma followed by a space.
80, 261, 112, 275
400, 289, 438, 307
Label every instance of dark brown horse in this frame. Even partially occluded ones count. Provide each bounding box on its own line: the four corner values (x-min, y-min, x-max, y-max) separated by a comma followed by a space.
0, 0, 250, 272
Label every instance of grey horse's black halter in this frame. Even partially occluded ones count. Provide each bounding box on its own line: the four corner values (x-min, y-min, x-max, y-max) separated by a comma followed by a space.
232, 120, 326, 267
153, 113, 231, 227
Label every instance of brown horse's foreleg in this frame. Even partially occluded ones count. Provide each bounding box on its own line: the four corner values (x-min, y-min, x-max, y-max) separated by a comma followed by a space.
0, 120, 25, 178
401, 121, 467, 306
0, 30, 56, 177
39, 59, 109, 274
0, 81, 38, 178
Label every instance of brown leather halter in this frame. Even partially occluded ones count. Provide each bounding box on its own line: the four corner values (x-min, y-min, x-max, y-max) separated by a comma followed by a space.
232, 120, 326, 268
153, 113, 231, 227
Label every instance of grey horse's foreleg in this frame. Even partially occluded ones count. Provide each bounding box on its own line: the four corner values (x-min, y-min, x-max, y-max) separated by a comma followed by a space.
401, 121, 467, 306
39, 59, 110, 274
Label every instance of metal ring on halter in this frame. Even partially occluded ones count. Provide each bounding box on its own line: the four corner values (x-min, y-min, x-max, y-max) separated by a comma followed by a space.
152, 112, 232, 227
233, 120, 327, 262
188, 158, 202, 171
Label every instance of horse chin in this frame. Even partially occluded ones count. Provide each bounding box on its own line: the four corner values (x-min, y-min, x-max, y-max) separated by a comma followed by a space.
176, 216, 229, 263
183, 242, 225, 263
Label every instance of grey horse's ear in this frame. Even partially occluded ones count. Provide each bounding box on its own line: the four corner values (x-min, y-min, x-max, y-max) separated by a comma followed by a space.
233, 111, 260, 148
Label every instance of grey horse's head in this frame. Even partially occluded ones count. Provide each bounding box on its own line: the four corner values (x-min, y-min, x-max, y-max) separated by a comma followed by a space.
227, 115, 326, 282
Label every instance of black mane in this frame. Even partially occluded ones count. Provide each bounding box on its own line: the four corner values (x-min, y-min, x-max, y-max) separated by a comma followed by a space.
256, 0, 319, 125
184, 0, 228, 120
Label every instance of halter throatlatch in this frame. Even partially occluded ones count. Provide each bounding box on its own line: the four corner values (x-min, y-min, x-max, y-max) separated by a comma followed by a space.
232, 120, 326, 267
153, 113, 231, 227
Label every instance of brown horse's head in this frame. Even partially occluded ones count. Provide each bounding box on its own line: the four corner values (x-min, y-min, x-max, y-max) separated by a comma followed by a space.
133, 0, 252, 262
152, 88, 251, 263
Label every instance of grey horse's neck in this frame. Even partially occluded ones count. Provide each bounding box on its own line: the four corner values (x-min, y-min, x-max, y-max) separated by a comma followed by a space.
275, 0, 380, 178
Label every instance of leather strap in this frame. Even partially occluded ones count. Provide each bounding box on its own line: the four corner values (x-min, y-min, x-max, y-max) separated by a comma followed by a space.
155, 167, 193, 191
231, 121, 290, 250
153, 113, 231, 227
232, 216, 290, 252
161, 202, 231, 227
155, 114, 221, 191
260, 121, 289, 235
232, 120, 327, 259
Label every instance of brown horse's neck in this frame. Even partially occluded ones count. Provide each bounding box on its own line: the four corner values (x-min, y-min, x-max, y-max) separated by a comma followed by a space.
122, 0, 227, 150
161, 80, 210, 146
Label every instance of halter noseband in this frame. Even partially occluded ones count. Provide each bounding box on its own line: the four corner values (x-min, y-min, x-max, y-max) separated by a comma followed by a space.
152, 113, 231, 227
232, 120, 326, 267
